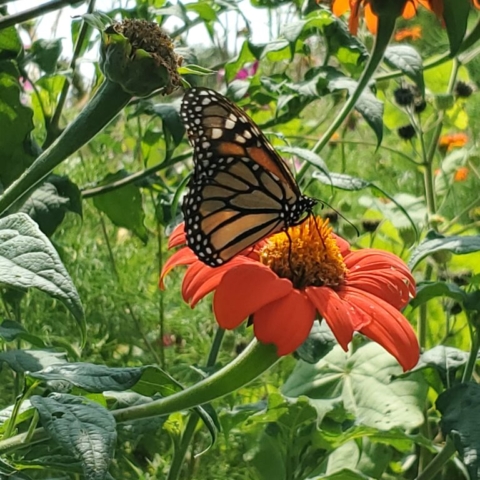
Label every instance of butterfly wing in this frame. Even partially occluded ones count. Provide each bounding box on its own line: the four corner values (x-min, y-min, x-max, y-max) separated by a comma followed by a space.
180, 88, 316, 267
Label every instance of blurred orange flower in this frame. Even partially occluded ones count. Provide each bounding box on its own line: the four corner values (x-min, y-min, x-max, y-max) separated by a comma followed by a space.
326, 0, 420, 34
395, 26, 422, 41
454, 167, 469, 182
438, 133, 469, 151
161, 217, 419, 371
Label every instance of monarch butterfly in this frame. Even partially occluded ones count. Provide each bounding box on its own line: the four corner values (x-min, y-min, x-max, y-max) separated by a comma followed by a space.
180, 87, 317, 267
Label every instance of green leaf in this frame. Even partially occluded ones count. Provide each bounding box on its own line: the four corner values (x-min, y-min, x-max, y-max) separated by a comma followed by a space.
413, 346, 471, 380
0, 61, 35, 189
327, 76, 383, 146
0, 319, 46, 347
0, 349, 66, 373
31, 393, 117, 480
177, 64, 216, 76
278, 146, 329, 177
317, 469, 371, 480
408, 231, 480, 270
28, 363, 146, 393
295, 321, 337, 364
313, 171, 369, 190
443, 0, 471, 56
437, 383, 480, 480
410, 281, 467, 309
185, 1, 217, 21
0, 213, 85, 341
225, 41, 257, 82
93, 171, 148, 244
283, 342, 427, 430
28, 39, 63, 75
19, 175, 82, 237
384, 45, 424, 95
0, 27, 22, 59
79, 12, 113, 31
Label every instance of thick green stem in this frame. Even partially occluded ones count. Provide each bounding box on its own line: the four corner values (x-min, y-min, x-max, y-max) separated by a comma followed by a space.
415, 437, 456, 480
0, 0, 81, 31
462, 320, 480, 383
0, 80, 131, 216
113, 339, 279, 423
297, 13, 397, 183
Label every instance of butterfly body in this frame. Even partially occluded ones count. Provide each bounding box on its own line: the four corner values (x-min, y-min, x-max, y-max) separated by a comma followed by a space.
180, 88, 317, 267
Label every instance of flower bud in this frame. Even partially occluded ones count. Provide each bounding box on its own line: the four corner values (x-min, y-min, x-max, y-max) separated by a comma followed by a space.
397, 124, 416, 140
100, 19, 182, 97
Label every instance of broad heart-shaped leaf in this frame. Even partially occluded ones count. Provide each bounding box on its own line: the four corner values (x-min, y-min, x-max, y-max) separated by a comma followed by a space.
437, 383, 480, 480
384, 45, 424, 95
30, 393, 117, 480
0, 60, 36, 189
92, 171, 148, 244
282, 342, 427, 430
408, 231, 480, 270
409, 281, 467, 309
443, 0, 471, 56
0, 213, 85, 340
28, 363, 146, 393
0, 349, 66, 373
18, 175, 82, 237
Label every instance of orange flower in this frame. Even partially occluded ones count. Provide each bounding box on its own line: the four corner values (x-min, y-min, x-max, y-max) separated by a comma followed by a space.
438, 133, 469, 152
454, 166, 469, 182
395, 26, 422, 41
161, 217, 419, 371
327, 0, 420, 34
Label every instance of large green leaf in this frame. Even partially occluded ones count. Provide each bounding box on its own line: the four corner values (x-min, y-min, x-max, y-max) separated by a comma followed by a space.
295, 320, 337, 364
93, 171, 148, 243
384, 45, 424, 95
27, 39, 63, 75
31, 393, 117, 480
0, 349, 66, 373
0, 319, 46, 347
0, 213, 85, 341
443, 0, 471, 56
408, 231, 480, 270
410, 281, 467, 309
282, 342, 427, 430
437, 383, 480, 480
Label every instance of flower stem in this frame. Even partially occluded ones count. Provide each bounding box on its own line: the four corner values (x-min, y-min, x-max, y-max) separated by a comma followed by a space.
0, 79, 132, 216
113, 339, 279, 423
415, 437, 456, 480
0, 0, 79, 31
167, 328, 225, 480
462, 319, 480, 383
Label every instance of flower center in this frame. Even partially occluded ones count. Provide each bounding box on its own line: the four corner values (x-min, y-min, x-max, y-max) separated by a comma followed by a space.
259, 216, 347, 289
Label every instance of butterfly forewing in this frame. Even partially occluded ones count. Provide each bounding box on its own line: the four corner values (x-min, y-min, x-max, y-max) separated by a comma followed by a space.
180, 88, 317, 267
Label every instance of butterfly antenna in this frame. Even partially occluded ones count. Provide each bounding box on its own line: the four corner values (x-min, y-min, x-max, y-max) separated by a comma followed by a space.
318, 200, 360, 237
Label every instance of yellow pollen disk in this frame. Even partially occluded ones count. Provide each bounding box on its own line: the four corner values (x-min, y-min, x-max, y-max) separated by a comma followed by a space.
260, 216, 347, 289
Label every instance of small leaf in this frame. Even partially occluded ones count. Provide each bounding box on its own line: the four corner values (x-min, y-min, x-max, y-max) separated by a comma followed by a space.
412, 346, 471, 381
19, 175, 82, 237
225, 41, 257, 82
295, 321, 337, 364
410, 281, 467, 309
0, 214, 85, 340
384, 45, 424, 95
79, 12, 113, 31
93, 171, 148, 243
408, 231, 480, 270
0, 349, 66, 373
278, 146, 330, 177
437, 383, 480, 480
313, 171, 369, 190
27, 39, 63, 74
31, 393, 117, 480
0, 27, 22, 59
0, 319, 46, 347
28, 363, 146, 393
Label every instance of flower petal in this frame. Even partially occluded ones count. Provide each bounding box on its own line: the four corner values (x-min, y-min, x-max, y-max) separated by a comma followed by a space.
339, 288, 419, 371
333, 233, 350, 256
159, 247, 197, 289
254, 290, 316, 355
305, 287, 354, 351
213, 263, 293, 330
183, 256, 251, 307
168, 223, 186, 249
332, 0, 350, 16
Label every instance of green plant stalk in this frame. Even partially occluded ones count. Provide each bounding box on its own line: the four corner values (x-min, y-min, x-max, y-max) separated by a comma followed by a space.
113, 339, 279, 423
296, 13, 397, 183
167, 328, 225, 480
415, 437, 456, 480
0, 80, 131, 216
0, 0, 80, 31
462, 320, 480, 382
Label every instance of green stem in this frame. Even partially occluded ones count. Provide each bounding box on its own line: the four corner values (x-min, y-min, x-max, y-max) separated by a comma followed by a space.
415, 437, 456, 480
297, 13, 397, 183
0, 0, 80, 31
462, 319, 480, 383
113, 339, 278, 423
0, 80, 132, 216
167, 328, 225, 480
